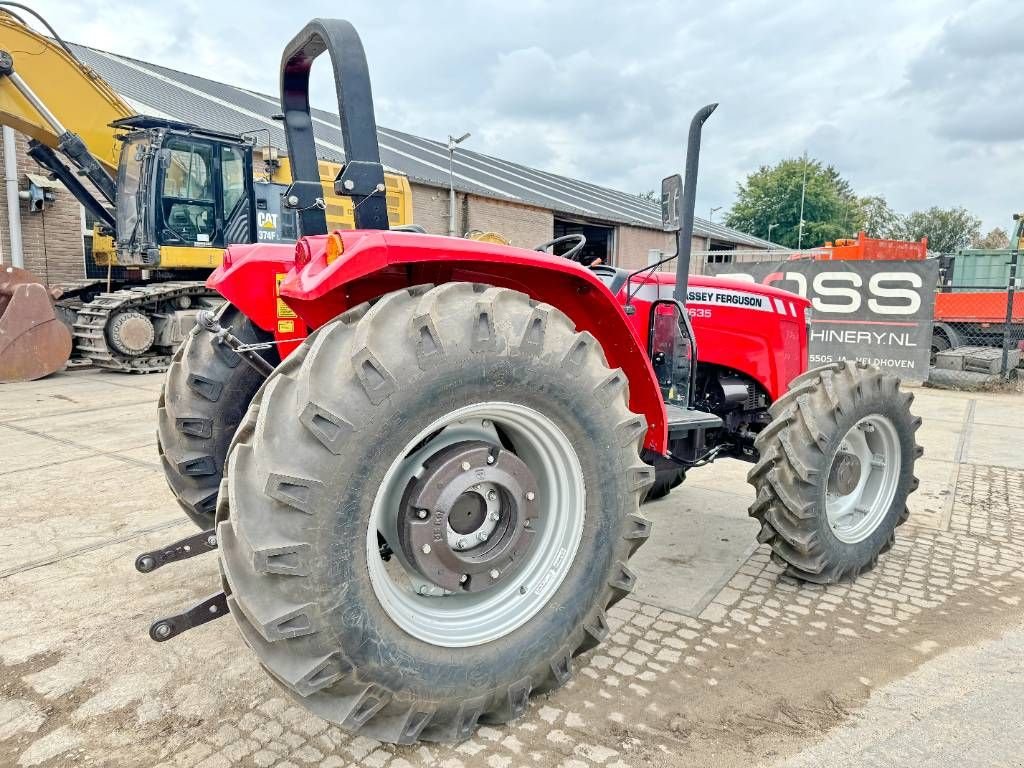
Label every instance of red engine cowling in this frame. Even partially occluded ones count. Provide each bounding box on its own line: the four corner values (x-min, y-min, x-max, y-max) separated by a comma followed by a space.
615, 270, 810, 402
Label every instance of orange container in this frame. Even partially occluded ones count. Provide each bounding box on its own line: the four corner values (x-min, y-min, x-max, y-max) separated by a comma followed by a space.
817, 232, 928, 261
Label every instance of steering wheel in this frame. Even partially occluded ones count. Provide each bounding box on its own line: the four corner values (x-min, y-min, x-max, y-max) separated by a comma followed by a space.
534, 234, 587, 262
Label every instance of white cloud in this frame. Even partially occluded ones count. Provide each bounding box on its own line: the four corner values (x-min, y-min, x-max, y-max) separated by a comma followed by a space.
20, 0, 1020, 231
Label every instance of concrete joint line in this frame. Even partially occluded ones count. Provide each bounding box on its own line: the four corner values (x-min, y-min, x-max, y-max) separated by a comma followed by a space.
954, 399, 976, 465
0, 519, 188, 579
939, 399, 976, 532
1, 422, 161, 471
1, 398, 156, 425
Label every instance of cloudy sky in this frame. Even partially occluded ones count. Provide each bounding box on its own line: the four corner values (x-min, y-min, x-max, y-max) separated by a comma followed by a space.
25, 0, 1022, 231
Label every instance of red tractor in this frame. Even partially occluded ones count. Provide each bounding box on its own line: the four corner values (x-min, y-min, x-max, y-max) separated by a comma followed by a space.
142, 18, 921, 744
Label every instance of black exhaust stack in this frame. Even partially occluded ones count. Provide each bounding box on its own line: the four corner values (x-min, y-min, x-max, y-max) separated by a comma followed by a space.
279, 18, 390, 236
673, 103, 717, 304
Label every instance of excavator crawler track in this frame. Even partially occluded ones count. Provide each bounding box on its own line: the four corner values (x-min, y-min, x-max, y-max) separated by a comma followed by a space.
72, 282, 222, 373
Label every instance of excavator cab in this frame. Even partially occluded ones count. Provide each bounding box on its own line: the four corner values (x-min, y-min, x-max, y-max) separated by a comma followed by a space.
110, 117, 257, 268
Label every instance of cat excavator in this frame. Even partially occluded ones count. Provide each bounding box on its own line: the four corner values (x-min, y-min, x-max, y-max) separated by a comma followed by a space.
0, 6, 411, 377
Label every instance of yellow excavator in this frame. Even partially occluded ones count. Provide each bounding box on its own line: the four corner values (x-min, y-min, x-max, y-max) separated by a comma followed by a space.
0, 7, 412, 375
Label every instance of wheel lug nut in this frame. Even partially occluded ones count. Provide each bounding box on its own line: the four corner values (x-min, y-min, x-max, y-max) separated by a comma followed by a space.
489, 569, 500, 580
487, 490, 497, 502
486, 455, 495, 464
459, 574, 468, 583
477, 531, 488, 542
526, 491, 535, 501
524, 519, 532, 529
456, 539, 466, 550
421, 544, 431, 554
489, 511, 499, 521
417, 509, 428, 519
461, 461, 471, 471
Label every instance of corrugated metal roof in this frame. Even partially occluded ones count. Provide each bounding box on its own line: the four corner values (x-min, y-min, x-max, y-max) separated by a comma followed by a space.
69, 42, 775, 249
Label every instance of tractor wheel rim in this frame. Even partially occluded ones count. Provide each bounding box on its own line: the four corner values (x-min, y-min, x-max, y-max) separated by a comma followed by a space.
825, 414, 901, 544
367, 401, 585, 647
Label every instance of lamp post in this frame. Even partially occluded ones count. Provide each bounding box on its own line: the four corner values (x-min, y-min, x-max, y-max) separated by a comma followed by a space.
447, 132, 471, 237
767, 222, 777, 246
709, 205, 722, 224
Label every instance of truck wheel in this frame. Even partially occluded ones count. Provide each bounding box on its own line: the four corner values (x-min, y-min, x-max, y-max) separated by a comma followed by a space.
747, 361, 921, 584
157, 305, 278, 529
217, 283, 653, 743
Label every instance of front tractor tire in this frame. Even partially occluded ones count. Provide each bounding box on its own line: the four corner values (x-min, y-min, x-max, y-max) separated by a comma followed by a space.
747, 361, 922, 584
218, 283, 654, 743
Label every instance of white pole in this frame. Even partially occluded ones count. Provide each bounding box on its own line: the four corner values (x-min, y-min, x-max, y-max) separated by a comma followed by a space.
447, 141, 456, 237
3, 127, 24, 267
797, 152, 808, 251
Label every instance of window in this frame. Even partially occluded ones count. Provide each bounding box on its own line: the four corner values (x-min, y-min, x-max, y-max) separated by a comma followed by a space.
163, 139, 214, 201
221, 145, 250, 245
115, 135, 148, 251
161, 138, 216, 244
221, 145, 246, 215
706, 252, 733, 264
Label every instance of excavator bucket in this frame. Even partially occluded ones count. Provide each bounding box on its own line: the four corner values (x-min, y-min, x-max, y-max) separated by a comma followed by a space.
0, 266, 72, 383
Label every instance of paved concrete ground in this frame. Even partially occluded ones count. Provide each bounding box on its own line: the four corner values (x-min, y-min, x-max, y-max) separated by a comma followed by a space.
1, 369, 1023, 767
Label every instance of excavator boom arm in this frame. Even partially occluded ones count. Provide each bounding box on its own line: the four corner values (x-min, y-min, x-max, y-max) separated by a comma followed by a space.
0, 12, 133, 180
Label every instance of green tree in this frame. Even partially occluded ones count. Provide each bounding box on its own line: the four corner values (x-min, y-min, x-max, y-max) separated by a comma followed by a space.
971, 226, 1010, 249
897, 207, 981, 253
724, 157, 864, 248
857, 195, 903, 239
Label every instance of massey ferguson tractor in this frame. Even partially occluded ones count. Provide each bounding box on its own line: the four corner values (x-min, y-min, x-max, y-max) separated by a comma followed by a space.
139, 18, 922, 744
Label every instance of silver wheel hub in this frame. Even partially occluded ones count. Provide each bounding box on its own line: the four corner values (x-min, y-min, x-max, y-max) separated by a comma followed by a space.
397, 441, 540, 593
367, 402, 585, 647
825, 415, 901, 544
446, 481, 501, 550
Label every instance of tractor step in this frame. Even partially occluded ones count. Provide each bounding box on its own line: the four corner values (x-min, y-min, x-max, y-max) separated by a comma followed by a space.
665, 404, 722, 434
135, 528, 218, 573
149, 592, 228, 642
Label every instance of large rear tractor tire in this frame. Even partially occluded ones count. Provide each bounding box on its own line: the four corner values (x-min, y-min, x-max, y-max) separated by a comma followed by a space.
157, 305, 278, 529
747, 361, 922, 583
217, 283, 654, 743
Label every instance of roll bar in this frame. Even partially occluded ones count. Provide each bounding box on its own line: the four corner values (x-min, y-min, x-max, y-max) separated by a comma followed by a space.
280, 18, 390, 235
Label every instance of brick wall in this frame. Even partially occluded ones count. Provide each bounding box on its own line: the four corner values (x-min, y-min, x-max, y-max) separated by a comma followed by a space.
0, 132, 86, 286
616, 225, 676, 270
410, 183, 450, 235
410, 182, 553, 248
463, 194, 552, 248
616, 226, 714, 275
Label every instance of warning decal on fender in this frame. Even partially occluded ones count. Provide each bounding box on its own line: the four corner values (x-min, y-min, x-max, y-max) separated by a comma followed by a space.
686, 287, 774, 312
275, 273, 297, 319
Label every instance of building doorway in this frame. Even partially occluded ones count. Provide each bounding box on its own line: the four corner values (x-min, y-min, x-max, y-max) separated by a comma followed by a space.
552, 218, 615, 266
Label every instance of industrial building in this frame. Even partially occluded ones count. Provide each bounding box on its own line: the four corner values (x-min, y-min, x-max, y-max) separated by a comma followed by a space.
0, 42, 775, 286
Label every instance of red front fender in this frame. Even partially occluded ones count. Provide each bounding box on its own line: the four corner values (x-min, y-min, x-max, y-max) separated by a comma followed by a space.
210, 232, 667, 453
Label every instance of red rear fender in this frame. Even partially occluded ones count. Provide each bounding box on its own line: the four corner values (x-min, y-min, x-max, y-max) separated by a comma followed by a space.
209, 232, 667, 452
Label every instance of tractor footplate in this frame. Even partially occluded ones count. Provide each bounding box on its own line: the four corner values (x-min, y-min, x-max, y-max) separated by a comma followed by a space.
149, 592, 228, 642
135, 528, 217, 573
